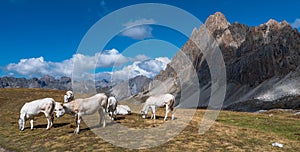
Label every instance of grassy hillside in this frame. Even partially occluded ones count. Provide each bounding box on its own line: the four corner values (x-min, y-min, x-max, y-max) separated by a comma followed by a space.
0, 88, 299, 151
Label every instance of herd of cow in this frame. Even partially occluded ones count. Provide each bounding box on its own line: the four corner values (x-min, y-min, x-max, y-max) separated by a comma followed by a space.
18, 91, 175, 134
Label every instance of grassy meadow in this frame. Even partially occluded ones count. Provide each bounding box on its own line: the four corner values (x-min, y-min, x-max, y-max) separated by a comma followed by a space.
0, 88, 299, 151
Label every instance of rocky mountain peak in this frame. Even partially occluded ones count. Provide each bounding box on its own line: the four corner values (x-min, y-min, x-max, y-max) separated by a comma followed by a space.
261, 19, 290, 29
152, 12, 300, 111
205, 12, 230, 32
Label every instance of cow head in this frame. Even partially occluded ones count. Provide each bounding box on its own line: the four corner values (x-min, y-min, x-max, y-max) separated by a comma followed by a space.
141, 111, 146, 119
54, 102, 65, 118
18, 118, 24, 131
66, 91, 73, 99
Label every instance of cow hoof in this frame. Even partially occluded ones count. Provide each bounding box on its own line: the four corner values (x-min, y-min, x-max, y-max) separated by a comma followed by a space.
74, 129, 79, 134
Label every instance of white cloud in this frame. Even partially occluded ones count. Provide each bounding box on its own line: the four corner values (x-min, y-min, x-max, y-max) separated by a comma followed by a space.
111, 57, 171, 81
123, 19, 156, 27
291, 18, 300, 29
121, 19, 155, 40
4, 48, 170, 81
121, 25, 153, 40
6, 57, 49, 77
95, 49, 128, 67
5, 49, 129, 79
6, 56, 73, 78
133, 54, 150, 61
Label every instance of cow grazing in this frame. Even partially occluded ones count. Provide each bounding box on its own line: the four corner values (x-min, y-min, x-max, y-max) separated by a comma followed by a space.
18, 98, 55, 131
141, 94, 175, 121
107, 96, 118, 120
56, 93, 108, 134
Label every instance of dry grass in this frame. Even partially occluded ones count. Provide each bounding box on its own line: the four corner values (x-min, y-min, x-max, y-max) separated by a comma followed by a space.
0, 88, 299, 151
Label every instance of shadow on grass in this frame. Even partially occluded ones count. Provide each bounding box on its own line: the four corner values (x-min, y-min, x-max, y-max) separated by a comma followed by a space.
144, 115, 165, 120
115, 116, 126, 121
53, 122, 70, 128
67, 124, 104, 134
24, 122, 70, 130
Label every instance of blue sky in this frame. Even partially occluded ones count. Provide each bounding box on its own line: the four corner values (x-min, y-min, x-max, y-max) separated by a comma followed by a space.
0, 0, 299, 80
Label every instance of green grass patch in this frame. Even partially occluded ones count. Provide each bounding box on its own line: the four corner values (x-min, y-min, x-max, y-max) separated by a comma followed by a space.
217, 111, 300, 141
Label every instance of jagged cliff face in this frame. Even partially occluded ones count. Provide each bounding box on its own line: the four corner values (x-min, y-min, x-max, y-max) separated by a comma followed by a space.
153, 12, 300, 111
110, 75, 151, 100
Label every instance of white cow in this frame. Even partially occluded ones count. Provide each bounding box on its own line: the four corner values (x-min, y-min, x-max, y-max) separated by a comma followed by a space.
107, 96, 118, 120
18, 98, 55, 131
141, 93, 175, 121
64, 90, 74, 103
56, 93, 108, 134
116, 105, 131, 115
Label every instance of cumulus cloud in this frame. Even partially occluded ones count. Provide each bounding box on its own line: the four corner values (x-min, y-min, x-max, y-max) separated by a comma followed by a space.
95, 49, 128, 67
6, 57, 50, 77
111, 57, 171, 81
4, 48, 170, 81
121, 19, 155, 40
291, 18, 300, 29
5, 49, 129, 79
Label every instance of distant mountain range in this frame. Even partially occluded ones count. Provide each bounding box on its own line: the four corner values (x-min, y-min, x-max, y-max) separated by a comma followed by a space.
0, 75, 151, 99
0, 75, 72, 90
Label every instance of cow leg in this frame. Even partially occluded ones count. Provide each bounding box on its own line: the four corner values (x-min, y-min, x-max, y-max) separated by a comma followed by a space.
44, 112, 52, 130
111, 107, 116, 121
49, 114, 54, 129
75, 114, 81, 134
171, 108, 175, 120
164, 105, 170, 121
99, 109, 103, 126
151, 105, 156, 120
150, 106, 154, 119
102, 108, 106, 127
108, 109, 114, 120
99, 108, 106, 127
46, 117, 51, 130
110, 111, 114, 121
50, 114, 54, 128
30, 119, 34, 130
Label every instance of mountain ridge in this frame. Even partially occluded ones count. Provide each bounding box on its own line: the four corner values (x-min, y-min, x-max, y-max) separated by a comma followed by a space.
149, 12, 300, 111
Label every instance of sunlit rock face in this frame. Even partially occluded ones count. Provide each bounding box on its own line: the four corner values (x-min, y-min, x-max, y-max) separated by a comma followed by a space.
152, 12, 300, 111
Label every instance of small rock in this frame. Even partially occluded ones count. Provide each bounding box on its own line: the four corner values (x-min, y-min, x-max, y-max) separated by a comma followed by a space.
272, 142, 283, 148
